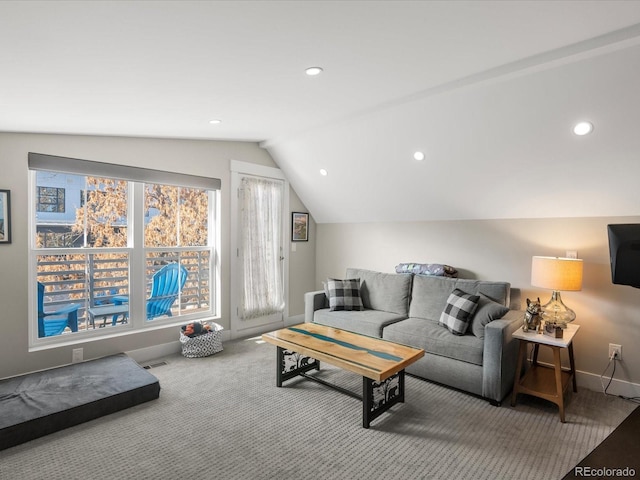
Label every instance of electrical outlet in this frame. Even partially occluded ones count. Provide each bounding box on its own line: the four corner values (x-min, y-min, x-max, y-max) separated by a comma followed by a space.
609, 343, 622, 361
72, 348, 83, 363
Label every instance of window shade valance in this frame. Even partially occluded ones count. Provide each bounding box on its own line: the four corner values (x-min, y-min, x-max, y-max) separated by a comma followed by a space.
28, 152, 221, 190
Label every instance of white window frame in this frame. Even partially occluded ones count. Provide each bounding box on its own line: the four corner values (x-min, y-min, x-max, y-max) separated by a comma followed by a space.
28, 154, 221, 350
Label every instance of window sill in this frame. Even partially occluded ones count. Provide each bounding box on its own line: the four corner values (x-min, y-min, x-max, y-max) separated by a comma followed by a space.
29, 314, 221, 352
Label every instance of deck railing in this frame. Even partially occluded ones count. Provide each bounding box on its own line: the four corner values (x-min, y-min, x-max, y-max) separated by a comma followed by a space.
37, 251, 211, 332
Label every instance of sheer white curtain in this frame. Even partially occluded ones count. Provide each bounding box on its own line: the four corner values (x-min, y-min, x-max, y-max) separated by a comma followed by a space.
239, 176, 285, 320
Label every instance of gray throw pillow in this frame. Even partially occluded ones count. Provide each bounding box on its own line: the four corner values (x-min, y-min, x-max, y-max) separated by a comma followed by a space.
326, 278, 364, 312
439, 288, 480, 335
470, 293, 510, 338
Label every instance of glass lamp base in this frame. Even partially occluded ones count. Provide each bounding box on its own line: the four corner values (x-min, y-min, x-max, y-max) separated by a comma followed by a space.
541, 291, 575, 328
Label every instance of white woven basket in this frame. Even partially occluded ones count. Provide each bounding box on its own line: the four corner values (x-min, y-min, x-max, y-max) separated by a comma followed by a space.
179, 323, 224, 358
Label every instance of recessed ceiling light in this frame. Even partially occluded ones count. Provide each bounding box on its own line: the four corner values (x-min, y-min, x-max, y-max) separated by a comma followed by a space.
305, 67, 323, 76
209, 119, 222, 125
319, 169, 328, 176
573, 121, 593, 136
413, 151, 425, 161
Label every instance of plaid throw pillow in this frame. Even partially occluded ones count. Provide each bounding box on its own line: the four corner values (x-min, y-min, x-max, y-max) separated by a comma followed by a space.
439, 288, 480, 335
326, 278, 364, 312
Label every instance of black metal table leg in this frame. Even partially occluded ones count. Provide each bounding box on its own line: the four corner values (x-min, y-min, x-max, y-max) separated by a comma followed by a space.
276, 346, 319, 387
273, 346, 408, 429
363, 370, 404, 428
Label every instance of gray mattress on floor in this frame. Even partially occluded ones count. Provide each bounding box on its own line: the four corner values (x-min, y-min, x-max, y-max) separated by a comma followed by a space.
0, 353, 160, 450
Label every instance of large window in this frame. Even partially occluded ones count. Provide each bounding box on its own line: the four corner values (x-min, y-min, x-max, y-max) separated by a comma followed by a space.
29, 153, 220, 346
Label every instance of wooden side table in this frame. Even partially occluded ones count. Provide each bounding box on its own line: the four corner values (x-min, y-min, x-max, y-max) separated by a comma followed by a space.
510, 324, 579, 423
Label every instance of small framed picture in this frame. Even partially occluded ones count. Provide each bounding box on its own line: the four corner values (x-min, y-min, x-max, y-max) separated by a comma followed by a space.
0, 189, 11, 244
292, 212, 309, 242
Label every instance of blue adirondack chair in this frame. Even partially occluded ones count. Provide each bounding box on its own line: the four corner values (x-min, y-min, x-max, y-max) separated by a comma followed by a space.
37, 282, 80, 338
114, 263, 188, 320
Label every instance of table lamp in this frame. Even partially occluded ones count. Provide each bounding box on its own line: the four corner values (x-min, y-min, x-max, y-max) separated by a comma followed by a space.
531, 256, 583, 336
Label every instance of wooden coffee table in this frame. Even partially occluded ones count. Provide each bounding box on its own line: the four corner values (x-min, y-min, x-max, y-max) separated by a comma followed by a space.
261, 323, 424, 428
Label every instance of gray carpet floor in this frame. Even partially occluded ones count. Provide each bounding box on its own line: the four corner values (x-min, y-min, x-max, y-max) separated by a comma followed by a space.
0, 336, 636, 480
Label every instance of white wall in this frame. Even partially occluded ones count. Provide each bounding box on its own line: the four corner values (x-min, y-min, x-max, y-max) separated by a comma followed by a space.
0, 133, 316, 378
287, 204, 316, 317
316, 216, 640, 395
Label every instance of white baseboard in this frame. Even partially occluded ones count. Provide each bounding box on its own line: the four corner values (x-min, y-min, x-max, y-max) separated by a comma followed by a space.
526, 359, 640, 400
228, 316, 304, 340
230, 321, 283, 340
577, 368, 640, 399
125, 341, 181, 364
285, 314, 304, 326
125, 329, 235, 364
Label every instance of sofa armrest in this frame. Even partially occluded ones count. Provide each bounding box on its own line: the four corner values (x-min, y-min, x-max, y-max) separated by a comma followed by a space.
482, 309, 523, 403
304, 290, 328, 323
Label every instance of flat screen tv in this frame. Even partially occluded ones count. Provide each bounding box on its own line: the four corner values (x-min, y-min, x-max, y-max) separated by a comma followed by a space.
608, 224, 640, 288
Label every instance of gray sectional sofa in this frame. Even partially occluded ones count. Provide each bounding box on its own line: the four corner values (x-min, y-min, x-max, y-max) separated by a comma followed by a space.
304, 268, 523, 404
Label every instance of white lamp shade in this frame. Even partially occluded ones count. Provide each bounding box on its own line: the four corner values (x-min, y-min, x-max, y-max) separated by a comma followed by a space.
531, 256, 583, 291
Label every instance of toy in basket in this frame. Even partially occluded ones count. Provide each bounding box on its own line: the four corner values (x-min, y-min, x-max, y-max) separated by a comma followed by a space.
179, 322, 224, 358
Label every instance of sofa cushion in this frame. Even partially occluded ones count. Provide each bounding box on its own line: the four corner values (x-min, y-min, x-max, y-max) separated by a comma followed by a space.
470, 293, 510, 338
326, 278, 364, 311
383, 317, 485, 366
409, 275, 456, 320
439, 289, 480, 335
345, 268, 412, 316
313, 308, 406, 338
409, 275, 511, 320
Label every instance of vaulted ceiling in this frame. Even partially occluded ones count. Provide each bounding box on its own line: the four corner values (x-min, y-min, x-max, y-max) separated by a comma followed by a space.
2, 1, 640, 223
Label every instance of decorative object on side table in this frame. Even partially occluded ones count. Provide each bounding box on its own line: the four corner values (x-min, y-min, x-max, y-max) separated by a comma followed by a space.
531, 256, 583, 338
544, 322, 564, 338
522, 297, 543, 333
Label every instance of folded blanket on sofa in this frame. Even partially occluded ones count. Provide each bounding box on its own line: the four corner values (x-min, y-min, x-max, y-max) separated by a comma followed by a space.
395, 263, 458, 277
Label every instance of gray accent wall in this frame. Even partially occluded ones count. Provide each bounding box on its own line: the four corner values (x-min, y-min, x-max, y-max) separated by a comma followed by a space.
316, 217, 640, 393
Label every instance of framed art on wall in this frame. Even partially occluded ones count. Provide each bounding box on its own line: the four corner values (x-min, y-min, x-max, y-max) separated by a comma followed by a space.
292, 212, 309, 242
0, 190, 11, 244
